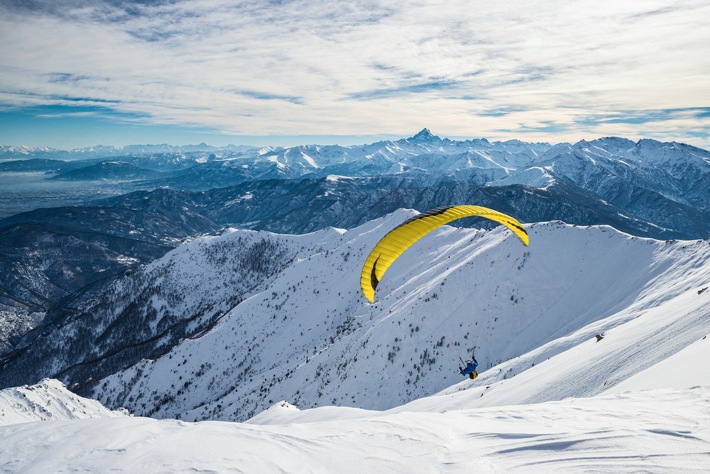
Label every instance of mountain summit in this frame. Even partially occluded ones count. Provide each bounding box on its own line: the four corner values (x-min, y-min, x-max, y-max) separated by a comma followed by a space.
409, 128, 437, 142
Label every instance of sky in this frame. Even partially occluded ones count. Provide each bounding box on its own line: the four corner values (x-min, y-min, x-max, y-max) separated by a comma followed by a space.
0, 0, 709, 149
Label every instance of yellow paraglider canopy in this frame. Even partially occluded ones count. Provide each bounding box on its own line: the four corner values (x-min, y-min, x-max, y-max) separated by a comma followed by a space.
360, 205, 529, 303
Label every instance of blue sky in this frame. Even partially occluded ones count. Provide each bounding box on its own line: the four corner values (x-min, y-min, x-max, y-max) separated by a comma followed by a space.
1, 0, 709, 149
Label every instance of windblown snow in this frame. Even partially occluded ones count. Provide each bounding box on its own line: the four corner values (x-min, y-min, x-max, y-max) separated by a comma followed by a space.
0, 211, 708, 472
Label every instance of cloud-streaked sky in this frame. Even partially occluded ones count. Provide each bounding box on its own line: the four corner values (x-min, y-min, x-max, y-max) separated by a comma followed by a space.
1, 0, 709, 148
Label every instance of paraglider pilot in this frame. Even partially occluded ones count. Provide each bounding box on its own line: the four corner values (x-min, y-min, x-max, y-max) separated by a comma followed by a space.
459, 356, 478, 380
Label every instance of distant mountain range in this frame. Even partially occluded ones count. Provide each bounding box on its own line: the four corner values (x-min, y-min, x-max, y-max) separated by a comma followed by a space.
0, 143, 257, 162
3, 130, 708, 205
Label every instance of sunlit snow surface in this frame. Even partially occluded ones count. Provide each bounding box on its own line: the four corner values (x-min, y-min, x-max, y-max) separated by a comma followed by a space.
0, 386, 708, 472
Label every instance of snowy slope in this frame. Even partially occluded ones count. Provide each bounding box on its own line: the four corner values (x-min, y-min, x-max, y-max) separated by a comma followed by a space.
85, 212, 710, 422
0, 379, 127, 426
0, 228, 321, 390
604, 331, 710, 393
0, 211, 709, 472
0, 387, 708, 472
396, 274, 709, 413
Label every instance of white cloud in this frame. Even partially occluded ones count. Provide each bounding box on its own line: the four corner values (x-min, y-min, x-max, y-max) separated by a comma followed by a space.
1, 0, 709, 147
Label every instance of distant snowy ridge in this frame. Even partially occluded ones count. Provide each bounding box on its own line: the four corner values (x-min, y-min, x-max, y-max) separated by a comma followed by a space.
3, 132, 708, 202
0, 143, 257, 160
0, 379, 127, 426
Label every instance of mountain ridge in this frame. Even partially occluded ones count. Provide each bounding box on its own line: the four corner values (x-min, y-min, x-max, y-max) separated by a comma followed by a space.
2, 212, 707, 423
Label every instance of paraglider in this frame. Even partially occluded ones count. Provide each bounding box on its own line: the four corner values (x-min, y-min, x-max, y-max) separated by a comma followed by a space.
360, 205, 529, 303
459, 356, 479, 380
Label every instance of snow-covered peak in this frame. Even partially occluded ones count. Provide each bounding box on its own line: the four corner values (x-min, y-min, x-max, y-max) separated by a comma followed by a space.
409, 128, 437, 141
0, 379, 128, 426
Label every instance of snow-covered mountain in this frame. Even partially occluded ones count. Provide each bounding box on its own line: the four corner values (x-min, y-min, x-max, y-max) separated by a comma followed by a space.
0, 379, 126, 426
3, 211, 707, 425
131, 131, 708, 196
4, 132, 708, 200
89, 218, 710, 421
1, 131, 708, 470
2, 131, 707, 397
0, 212, 708, 471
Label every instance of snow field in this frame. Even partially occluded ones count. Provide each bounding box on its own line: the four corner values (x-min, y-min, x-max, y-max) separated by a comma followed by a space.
0, 386, 708, 473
